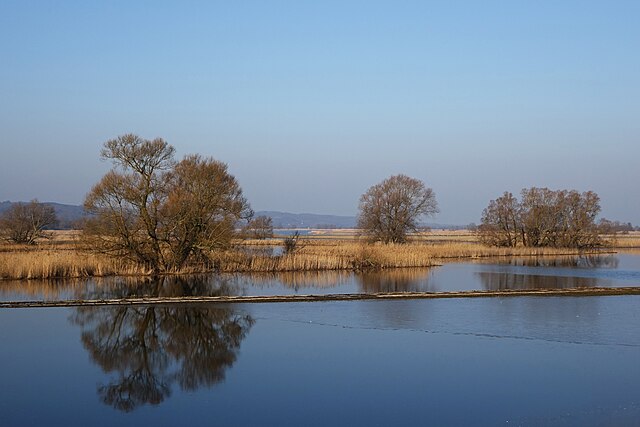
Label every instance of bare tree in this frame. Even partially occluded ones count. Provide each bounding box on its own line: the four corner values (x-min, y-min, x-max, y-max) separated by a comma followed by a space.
282, 231, 301, 254
599, 218, 635, 234
478, 187, 604, 249
0, 200, 58, 244
477, 192, 521, 247
357, 175, 438, 243
242, 215, 274, 239
83, 134, 252, 273
519, 187, 563, 247
477, 192, 522, 247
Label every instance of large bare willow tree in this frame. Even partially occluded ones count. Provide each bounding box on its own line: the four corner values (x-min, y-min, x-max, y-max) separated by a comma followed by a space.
357, 174, 438, 243
83, 134, 252, 273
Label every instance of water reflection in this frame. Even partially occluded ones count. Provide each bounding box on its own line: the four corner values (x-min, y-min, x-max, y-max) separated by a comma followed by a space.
476, 254, 619, 269
0, 278, 87, 301
71, 277, 253, 412
82, 274, 242, 299
356, 269, 433, 293
241, 270, 351, 292
477, 255, 619, 291
241, 268, 434, 293
478, 272, 602, 290
0, 274, 244, 301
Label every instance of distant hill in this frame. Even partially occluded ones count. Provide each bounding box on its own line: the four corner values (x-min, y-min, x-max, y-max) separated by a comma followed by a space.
255, 211, 462, 230
0, 202, 463, 230
256, 211, 357, 229
0, 201, 86, 229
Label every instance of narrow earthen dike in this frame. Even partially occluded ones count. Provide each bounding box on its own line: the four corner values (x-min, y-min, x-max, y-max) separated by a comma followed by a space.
2, 287, 640, 308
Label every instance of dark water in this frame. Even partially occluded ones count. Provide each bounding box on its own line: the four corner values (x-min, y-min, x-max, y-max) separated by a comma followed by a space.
1, 296, 640, 426
1, 253, 639, 302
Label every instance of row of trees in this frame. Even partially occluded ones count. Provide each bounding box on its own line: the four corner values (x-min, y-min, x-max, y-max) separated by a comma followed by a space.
79, 136, 443, 271
4, 134, 630, 265
477, 188, 604, 248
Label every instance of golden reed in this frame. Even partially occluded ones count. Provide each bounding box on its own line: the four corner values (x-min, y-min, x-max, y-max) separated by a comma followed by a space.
0, 235, 619, 280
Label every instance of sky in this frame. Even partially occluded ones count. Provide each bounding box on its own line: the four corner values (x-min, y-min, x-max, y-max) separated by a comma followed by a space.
1, 0, 639, 225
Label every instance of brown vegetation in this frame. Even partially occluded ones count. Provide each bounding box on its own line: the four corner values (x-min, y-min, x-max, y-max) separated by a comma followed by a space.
0, 200, 57, 244
242, 215, 274, 239
357, 174, 438, 243
0, 229, 621, 280
83, 135, 252, 273
0, 250, 149, 280
478, 188, 604, 248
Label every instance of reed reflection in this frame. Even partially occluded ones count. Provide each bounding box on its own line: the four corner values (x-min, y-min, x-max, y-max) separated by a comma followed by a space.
355, 268, 433, 293
71, 276, 253, 412
477, 255, 619, 269
240, 270, 350, 291
0, 278, 86, 300
0, 273, 245, 301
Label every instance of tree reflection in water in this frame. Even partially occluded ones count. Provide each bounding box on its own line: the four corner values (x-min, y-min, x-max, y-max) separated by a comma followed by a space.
484, 254, 619, 269
478, 272, 602, 290
71, 276, 253, 412
81, 273, 243, 300
478, 255, 619, 291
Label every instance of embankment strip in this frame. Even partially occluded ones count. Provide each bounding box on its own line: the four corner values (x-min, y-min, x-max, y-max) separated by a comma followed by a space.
2, 287, 640, 308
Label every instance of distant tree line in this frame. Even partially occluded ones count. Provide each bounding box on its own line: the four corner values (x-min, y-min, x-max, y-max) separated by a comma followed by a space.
477, 188, 605, 249
598, 218, 637, 234
5, 134, 638, 266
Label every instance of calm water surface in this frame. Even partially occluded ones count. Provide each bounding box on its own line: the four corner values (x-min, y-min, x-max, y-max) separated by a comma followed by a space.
1, 296, 639, 426
2, 253, 640, 425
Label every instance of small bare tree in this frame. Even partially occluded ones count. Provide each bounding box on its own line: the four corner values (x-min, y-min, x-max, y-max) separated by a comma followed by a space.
357, 175, 439, 243
243, 215, 274, 239
477, 192, 521, 247
282, 231, 301, 254
0, 200, 58, 244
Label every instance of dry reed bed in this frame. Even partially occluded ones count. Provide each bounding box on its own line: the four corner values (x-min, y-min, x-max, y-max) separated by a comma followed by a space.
210, 241, 606, 274
0, 250, 150, 280
0, 238, 620, 280
607, 233, 640, 248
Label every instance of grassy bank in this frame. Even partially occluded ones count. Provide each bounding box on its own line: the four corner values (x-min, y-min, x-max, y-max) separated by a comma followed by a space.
0, 229, 625, 280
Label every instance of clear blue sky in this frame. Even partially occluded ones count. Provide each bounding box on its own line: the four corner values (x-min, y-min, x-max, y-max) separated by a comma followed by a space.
1, 1, 638, 224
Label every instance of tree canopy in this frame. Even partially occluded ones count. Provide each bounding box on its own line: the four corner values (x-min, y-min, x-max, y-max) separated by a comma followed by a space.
478, 187, 603, 248
242, 215, 274, 239
357, 174, 438, 243
0, 200, 57, 244
83, 134, 252, 273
